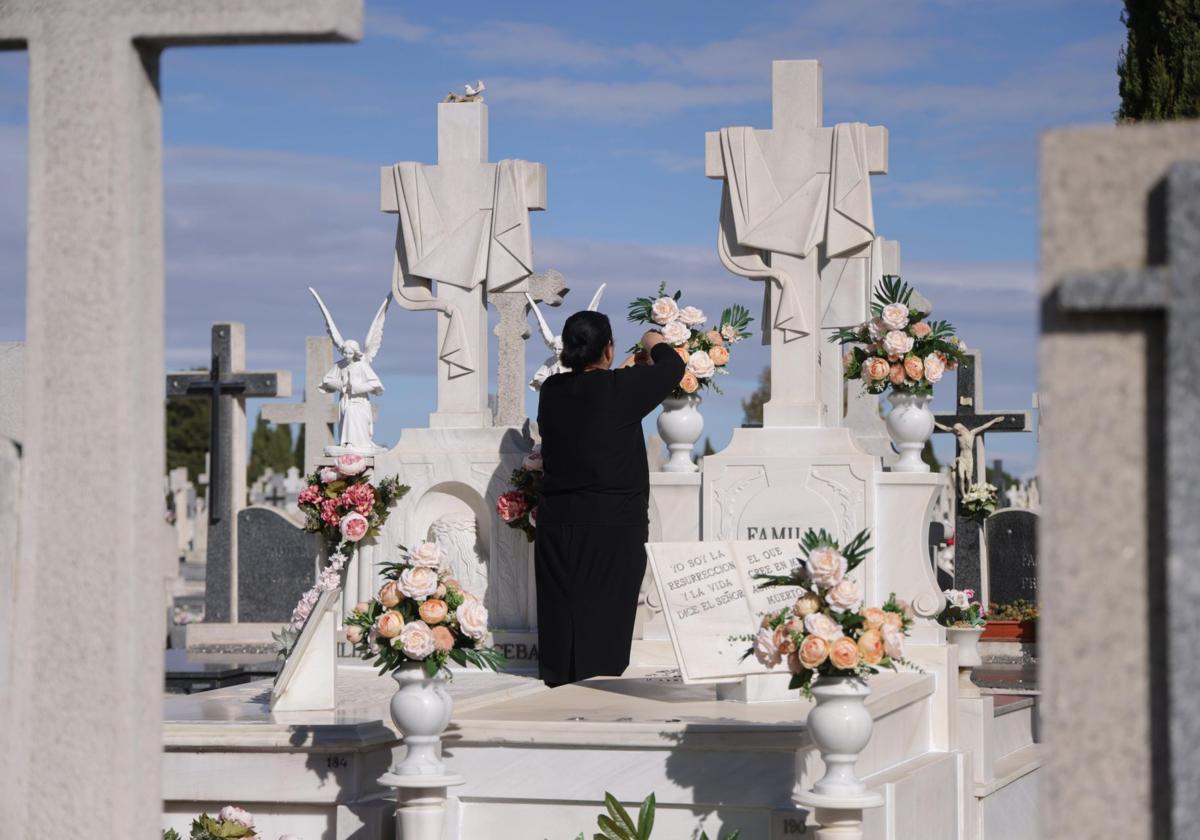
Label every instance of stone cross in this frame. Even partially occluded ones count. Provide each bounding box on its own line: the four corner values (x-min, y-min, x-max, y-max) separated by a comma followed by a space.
1059, 161, 1200, 835
706, 60, 888, 427
489, 269, 569, 427
933, 350, 1031, 600
0, 2, 360, 834
166, 323, 292, 623
382, 101, 547, 429
260, 336, 338, 472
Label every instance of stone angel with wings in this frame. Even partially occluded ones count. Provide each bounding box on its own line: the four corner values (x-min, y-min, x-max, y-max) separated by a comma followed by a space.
309, 287, 391, 454
525, 283, 606, 390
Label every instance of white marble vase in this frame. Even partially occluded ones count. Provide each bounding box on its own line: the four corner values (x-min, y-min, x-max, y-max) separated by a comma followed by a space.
657, 395, 703, 473
946, 625, 985, 696
885, 392, 934, 473
806, 676, 875, 797
388, 662, 454, 776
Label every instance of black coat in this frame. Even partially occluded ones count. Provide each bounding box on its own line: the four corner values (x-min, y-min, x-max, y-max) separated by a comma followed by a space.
534, 343, 685, 686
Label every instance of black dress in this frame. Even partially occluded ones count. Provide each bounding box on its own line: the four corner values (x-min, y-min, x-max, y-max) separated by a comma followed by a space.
534, 343, 685, 686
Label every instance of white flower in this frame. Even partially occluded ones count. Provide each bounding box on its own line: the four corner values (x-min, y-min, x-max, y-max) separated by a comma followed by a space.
753, 626, 781, 668
882, 330, 914, 357
409, 542, 443, 568
398, 566, 439, 600
825, 579, 864, 614
456, 599, 489, 640
880, 302, 910, 331
923, 353, 946, 383
720, 324, 737, 342
882, 624, 904, 659
803, 612, 844, 643
686, 350, 716, 379
805, 546, 847, 588
945, 589, 970, 610
218, 806, 255, 829
650, 297, 680, 325
866, 317, 887, 341
396, 620, 436, 659
661, 320, 691, 345
677, 306, 706, 326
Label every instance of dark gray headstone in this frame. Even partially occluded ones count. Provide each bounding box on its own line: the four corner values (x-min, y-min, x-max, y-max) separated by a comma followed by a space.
236, 506, 320, 623
986, 508, 1038, 606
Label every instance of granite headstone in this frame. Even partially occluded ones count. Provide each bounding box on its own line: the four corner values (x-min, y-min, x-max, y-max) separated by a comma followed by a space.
236, 506, 320, 623
985, 508, 1038, 606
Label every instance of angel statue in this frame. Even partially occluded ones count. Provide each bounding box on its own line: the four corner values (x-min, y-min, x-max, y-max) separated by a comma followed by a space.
524, 283, 606, 390
309, 287, 391, 454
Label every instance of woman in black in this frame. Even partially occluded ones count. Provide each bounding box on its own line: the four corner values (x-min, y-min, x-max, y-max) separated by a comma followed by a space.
535, 311, 685, 686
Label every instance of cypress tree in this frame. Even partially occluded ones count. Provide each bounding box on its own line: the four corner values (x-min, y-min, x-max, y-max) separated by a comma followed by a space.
1117, 0, 1200, 121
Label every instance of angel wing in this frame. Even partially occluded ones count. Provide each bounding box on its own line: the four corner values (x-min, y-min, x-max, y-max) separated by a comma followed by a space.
363, 294, 392, 363
587, 282, 607, 312
309, 287, 346, 353
525, 293, 557, 349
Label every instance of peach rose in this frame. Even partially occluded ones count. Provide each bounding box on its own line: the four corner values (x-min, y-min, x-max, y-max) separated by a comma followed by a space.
889, 363, 907, 386
903, 355, 924, 381
863, 356, 890, 381
709, 345, 730, 366
829, 636, 861, 670
806, 546, 847, 587
798, 634, 830, 669
883, 611, 904, 630
860, 607, 887, 629
857, 629, 885, 666
375, 610, 404, 639
923, 352, 946, 383
679, 372, 700, 394
431, 625, 455, 652
435, 583, 447, 599
773, 625, 797, 656
379, 581, 402, 608
881, 302, 909, 331
650, 296, 680, 325
882, 624, 904, 659
418, 598, 448, 624
910, 321, 932, 338
345, 625, 363, 644
706, 329, 725, 346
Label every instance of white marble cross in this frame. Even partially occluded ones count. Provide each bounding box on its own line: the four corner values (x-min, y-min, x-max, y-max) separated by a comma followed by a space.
260, 336, 339, 473
382, 101, 547, 428
706, 60, 888, 427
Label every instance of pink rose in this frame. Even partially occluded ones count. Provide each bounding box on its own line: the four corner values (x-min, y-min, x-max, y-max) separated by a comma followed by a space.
687, 350, 716, 379
829, 637, 861, 670
398, 566, 439, 600
863, 357, 890, 381
218, 806, 254, 829
706, 329, 725, 346
677, 305, 706, 326
662, 320, 691, 345
375, 610, 404, 639
318, 466, 339, 484
298, 485, 322, 506
650, 296, 680, 325
903, 355, 924, 381
923, 352, 946, 383
882, 624, 904, 659
910, 321, 932, 338
419, 598, 448, 624
340, 512, 369, 542
432, 625, 455, 652
342, 482, 375, 515
320, 499, 341, 526
826, 579, 863, 614
806, 546, 846, 587
456, 599, 489, 640
679, 372, 700, 394
881, 302, 909, 331
336, 454, 368, 476
397, 620, 436, 659
753, 626, 781, 668
496, 491, 528, 523
882, 329, 915, 357
345, 625, 363, 644
709, 345, 730, 366
857, 630, 885, 666
803, 612, 844, 643
798, 635, 830, 669
889, 363, 907, 386
409, 541, 443, 568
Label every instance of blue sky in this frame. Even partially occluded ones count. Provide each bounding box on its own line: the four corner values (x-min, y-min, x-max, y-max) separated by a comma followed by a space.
0, 1, 1126, 475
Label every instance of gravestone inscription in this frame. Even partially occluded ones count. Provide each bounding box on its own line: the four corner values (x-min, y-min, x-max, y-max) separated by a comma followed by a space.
236, 506, 319, 623
985, 508, 1038, 606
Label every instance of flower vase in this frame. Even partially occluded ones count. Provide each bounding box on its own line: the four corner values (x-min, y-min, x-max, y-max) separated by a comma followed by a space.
946, 626, 985, 697
388, 662, 454, 776
657, 395, 704, 473
805, 676, 875, 797
886, 392, 934, 473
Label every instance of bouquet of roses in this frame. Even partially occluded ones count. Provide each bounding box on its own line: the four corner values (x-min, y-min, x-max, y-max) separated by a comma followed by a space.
627, 282, 752, 399
162, 806, 300, 840
936, 588, 985, 628
741, 528, 914, 697
961, 481, 998, 521
343, 541, 506, 678
829, 275, 967, 396
497, 446, 543, 542
296, 454, 408, 553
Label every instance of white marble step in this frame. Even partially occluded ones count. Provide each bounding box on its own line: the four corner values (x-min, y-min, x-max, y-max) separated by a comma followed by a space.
958, 693, 1040, 790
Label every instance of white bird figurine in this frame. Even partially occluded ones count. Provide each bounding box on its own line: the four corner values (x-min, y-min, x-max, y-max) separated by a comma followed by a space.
464, 79, 485, 98
526, 283, 606, 391
308, 287, 391, 454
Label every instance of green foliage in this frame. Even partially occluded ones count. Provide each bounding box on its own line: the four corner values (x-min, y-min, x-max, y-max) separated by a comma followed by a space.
1117, 0, 1200, 122
717, 303, 754, 338
189, 814, 255, 839
988, 599, 1040, 621
627, 281, 675, 323
166, 379, 211, 483
163, 831, 182, 840
750, 527, 872, 589
248, 411, 297, 485
563, 792, 740, 840
741, 366, 770, 426
870, 274, 919, 317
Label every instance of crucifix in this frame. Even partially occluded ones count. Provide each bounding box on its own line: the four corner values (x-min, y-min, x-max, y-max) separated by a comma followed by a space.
382, 99, 547, 429
260, 336, 339, 473
706, 60, 888, 427
166, 322, 292, 623
933, 350, 1031, 600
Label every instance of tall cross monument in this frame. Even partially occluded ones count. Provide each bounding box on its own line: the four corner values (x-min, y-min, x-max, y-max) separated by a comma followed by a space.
383, 100, 547, 428
706, 60, 888, 427
0, 2, 360, 835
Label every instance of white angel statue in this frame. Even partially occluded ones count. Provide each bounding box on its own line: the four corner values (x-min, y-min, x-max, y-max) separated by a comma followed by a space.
525, 283, 606, 390
309, 287, 391, 454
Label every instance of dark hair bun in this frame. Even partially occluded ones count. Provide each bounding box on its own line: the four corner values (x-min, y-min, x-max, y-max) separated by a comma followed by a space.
560, 310, 613, 370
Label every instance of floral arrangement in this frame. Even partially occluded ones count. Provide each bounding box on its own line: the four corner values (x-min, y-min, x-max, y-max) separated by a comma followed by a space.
273, 454, 409, 658
567, 792, 739, 840
987, 599, 1039, 622
162, 806, 299, 840
936, 588, 985, 628
497, 446, 543, 542
627, 282, 752, 399
740, 528, 914, 697
829, 275, 967, 396
961, 481, 998, 521
343, 541, 506, 677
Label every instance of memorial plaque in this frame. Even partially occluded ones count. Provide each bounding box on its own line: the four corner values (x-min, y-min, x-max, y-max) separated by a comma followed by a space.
646, 539, 814, 682
237, 506, 320, 623
985, 509, 1038, 606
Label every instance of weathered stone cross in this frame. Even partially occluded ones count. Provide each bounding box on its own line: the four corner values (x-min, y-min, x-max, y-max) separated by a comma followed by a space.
261, 336, 339, 472
166, 323, 291, 623
489, 270, 569, 427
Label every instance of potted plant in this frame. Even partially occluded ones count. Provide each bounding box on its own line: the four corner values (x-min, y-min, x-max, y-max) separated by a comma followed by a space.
982, 599, 1039, 642
936, 588, 986, 692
